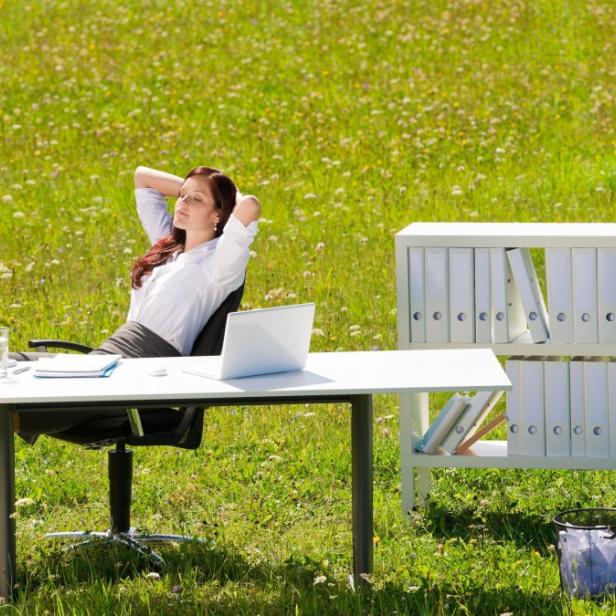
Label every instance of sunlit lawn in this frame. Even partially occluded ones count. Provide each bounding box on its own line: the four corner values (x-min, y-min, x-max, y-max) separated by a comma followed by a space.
1, 0, 616, 613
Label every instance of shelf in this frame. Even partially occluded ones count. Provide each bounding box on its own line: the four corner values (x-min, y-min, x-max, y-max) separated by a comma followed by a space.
396, 223, 616, 248
403, 339, 616, 357
409, 441, 616, 470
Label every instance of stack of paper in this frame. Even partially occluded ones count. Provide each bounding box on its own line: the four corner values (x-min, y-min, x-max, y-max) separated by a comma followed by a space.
34, 354, 122, 378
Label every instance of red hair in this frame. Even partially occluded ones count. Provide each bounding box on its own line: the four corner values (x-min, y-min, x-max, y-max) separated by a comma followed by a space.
130, 166, 237, 289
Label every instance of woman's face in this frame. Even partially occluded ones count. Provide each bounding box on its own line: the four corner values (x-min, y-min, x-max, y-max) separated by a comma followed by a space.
173, 176, 220, 233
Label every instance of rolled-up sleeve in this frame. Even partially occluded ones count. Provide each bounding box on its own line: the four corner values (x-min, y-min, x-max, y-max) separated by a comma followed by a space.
135, 188, 173, 245
211, 213, 259, 287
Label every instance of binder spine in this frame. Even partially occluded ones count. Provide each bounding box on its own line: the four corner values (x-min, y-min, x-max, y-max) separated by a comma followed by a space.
520, 358, 546, 456
545, 248, 574, 343
408, 247, 426, 343
474, 248, 491, 343
609, 359, 616, 458
572, 248, 598, 344
505, 257, 527, 343
439, 390, 500, 454
416, 396, 468, 454
425, 247, 450, 343
506, 248, 549, 343
449, 247, 475, 343
506, 358, 523, 456
584, 359, 610, 458
490, 248, 509, 343
544, 359, 571, 457
598, 248, 616, 344
569, 358, 586, 457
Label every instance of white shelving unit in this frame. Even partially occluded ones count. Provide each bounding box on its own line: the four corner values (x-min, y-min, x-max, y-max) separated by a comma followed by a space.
396, 223, 616, 514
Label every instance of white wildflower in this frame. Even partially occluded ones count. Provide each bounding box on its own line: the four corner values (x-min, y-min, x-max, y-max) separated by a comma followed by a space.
15, 498, 35, 507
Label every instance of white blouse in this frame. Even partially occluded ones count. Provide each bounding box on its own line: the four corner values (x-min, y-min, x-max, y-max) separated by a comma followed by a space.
126, 188, 259, 355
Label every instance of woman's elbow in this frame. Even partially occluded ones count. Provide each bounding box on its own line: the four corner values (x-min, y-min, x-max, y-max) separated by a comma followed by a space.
234, 196, 261, 225
133, 166, 149, 189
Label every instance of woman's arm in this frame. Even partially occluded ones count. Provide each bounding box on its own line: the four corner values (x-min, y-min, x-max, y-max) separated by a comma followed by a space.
233, 194, 261, 226
133, 166, 183, 197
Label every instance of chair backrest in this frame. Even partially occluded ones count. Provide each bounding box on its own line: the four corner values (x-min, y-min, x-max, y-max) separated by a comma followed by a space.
190, 282, 245, 356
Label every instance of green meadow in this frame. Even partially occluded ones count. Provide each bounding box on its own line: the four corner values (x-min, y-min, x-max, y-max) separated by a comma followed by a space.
1, 0, 615, 613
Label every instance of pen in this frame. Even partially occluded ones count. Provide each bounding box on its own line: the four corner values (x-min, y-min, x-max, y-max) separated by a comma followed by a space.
12, 366, 31, 375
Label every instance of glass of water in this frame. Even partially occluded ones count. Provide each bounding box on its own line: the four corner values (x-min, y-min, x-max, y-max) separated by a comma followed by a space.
0, 327, 8, 378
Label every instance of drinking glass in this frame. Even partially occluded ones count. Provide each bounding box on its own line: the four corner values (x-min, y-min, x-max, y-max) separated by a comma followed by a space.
0, 327, 8, 378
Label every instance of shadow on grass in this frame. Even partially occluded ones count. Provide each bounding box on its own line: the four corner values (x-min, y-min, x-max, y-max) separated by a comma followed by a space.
13, 540, 571, 615
418, 501, 557, 554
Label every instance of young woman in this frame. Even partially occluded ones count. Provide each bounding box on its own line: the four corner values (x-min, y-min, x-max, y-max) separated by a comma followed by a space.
93, 164, 260, 357
13, 165, 260, 441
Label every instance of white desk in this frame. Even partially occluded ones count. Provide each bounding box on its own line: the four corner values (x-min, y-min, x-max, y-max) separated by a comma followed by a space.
0, 349, 511, 601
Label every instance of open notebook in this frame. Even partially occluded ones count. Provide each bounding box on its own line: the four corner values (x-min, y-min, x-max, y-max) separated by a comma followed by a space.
34, 354, 122, 378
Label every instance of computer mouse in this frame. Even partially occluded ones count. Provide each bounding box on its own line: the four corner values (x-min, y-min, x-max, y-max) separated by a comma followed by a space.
147, 362, 168, 377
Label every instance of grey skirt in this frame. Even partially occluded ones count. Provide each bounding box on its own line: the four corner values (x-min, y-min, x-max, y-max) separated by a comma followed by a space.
11, 321, 180, 361
91, 321, 181, 359
16, 322, 181, 443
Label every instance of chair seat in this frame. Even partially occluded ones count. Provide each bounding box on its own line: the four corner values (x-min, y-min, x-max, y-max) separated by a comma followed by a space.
52, 408, 191, 448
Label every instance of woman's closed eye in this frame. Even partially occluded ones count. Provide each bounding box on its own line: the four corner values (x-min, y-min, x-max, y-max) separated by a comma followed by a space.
179, 193, 203, 204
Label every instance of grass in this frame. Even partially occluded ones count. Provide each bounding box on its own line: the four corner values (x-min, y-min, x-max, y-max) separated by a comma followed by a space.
1, 0, 616, 613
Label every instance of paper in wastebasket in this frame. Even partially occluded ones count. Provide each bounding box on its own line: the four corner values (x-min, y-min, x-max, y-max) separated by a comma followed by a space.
559, 528, 616, 597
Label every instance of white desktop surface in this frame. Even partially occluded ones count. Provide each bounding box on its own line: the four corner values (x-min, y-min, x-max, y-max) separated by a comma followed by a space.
0, 349, 511, 405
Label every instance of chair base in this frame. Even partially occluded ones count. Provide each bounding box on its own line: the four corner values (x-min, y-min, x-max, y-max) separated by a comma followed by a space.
45, 528, 205, 569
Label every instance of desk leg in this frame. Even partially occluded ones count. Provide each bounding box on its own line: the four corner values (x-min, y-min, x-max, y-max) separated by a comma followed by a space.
0, 405, 16, 603
351, 394, 372, 584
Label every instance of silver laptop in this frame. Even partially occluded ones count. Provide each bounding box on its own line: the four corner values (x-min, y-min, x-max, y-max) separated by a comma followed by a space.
183, 303, 315, 380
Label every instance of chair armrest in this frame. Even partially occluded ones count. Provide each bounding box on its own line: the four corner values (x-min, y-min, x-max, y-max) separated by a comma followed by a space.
28, 339, 94, 354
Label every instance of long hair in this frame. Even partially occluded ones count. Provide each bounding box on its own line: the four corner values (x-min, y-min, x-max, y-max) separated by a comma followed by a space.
130, 166, 237, 289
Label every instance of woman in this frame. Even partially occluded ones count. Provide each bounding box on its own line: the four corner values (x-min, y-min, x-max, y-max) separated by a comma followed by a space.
95, 164, 260, 357
13, 165, 260, 441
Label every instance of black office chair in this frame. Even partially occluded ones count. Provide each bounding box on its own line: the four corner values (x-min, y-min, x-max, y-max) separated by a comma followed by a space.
26, 283, 245, 567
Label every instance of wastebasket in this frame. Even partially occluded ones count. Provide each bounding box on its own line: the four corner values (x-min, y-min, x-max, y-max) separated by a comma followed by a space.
553, 508, 616, 598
